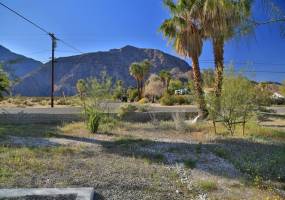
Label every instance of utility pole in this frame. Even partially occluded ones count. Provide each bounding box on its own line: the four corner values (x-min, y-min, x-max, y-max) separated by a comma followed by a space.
49, 33, 56, 108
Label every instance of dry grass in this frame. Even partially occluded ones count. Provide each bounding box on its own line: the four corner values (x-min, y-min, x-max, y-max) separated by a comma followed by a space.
0, 96, 81, 108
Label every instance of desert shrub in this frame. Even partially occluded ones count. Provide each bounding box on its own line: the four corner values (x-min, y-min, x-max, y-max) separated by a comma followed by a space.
144, 74, 164, 102
138, 98, 149, 104
173, 95, 193, 105
118, 104, 138, 117
137, 105, 149, 112
160, 94, 192, 106
56, 98, 68, 105
160, 93, 175, 106
184, 158, 197, 169
127, 88, 138, 102
168, 79, 183, 94
81, 71, 113, 132
112, 80, 125, 100
198, 180, 218, 192
212, 147, 230, 159
208, 72, 256, 135
174, 95, 186, 105
86, 107, 101, 133
172, 112, 189, 132
23, 100, 34, 106
39, 100, 48, 106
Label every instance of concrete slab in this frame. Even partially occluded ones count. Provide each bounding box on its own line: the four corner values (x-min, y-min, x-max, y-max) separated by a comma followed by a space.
0, 188, 94, 200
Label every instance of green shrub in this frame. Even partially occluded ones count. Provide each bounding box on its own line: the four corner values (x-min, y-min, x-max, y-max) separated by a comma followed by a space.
207, 71, 256, 135
160, 93, 193, 106
212, 147, 229, 159
174, 95, 185, 105
160, 94, 175, 106
127, 88, 138, 102
86, 107, 101, 133
184, 158, 197, 169
137, 105, 150, 112
168, 79, 183, 94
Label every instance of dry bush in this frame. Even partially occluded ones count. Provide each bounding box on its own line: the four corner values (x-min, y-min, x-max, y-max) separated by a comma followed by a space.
172, 112, 189, 132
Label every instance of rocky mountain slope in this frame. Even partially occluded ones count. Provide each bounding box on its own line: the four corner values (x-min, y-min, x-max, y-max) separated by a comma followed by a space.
13, 45, 192, 96
0, 45, 42, 78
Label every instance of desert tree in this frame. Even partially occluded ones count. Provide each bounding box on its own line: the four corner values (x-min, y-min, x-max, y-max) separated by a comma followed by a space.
113, 80, 125, 100
76, 79, 87, 100
145, 74, 164, 103
207, 70, 256, 135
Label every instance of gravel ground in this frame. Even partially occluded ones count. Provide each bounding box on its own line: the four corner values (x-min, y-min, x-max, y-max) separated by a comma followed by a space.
2, 135, 282, 199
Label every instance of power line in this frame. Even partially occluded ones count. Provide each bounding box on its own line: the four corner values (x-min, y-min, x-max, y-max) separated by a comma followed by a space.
200, 60, 285, 66
0, 1, 84, 54
0, 2, 50, 35
57, 38, 84, 54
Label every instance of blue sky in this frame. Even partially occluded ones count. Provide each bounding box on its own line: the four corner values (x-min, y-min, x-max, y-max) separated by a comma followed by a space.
0, 0, 284, 82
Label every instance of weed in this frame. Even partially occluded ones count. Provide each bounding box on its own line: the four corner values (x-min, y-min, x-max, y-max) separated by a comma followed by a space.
184, 158, 197, 169
212, 146, 229, 159
197, 180, 218, 192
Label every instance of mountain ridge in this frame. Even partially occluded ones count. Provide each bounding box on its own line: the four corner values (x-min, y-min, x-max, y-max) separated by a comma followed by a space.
12, 45, 192, 96
0, 45, 43, 78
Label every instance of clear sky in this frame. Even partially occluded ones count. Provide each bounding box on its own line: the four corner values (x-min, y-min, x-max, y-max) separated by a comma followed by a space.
0, 0, 284, 82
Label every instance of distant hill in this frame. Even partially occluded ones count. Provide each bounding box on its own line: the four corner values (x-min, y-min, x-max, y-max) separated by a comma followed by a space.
0, 45, 43, 78
12, 45, 192, 96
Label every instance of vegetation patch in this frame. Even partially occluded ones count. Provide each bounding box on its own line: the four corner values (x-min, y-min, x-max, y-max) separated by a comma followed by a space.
197, 180, 218, 192
184, 158, 197, 169
212, 146, 230, 159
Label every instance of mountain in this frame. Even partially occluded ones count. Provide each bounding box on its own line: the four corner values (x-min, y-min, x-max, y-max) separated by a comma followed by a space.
12, 45, 192, 96
0, 45, 43, 78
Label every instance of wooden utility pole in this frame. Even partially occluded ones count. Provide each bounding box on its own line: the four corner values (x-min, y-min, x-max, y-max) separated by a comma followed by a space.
49, 33, 56, 108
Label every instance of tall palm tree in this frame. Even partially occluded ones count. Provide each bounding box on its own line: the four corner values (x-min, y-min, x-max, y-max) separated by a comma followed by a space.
129, 62, 143, 99
160, 0, 208, 117
141, 60, 152, 96
129, 60, 152, 100
192, 0, 252, 98
159, 70, 172, 93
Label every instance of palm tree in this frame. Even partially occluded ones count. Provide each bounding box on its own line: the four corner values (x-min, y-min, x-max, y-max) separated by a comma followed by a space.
141, 60, 152, 96
129, 60, 152, 100
129, 62, 143, 99
159, 70, 172, 93
160, 0, 208, 117
192, 0, 251, 98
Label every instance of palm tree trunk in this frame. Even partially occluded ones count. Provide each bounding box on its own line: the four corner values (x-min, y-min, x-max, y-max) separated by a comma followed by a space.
137, 79, 141, 99
213, 37, 224, 98
192, 56, 208, 118
140, 80, 144, 99
166, 79, 170, 94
